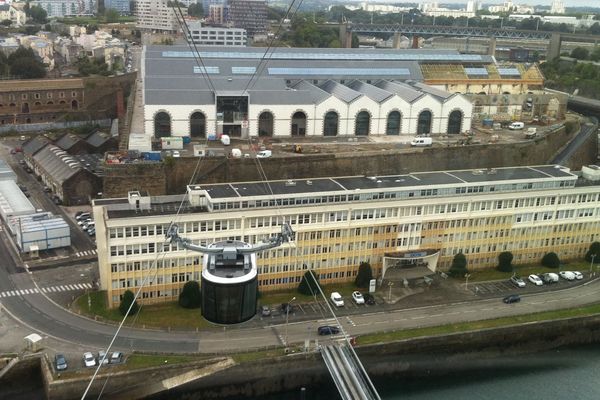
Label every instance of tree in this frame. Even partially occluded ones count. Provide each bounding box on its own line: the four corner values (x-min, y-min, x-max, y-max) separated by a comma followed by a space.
188, 3, 203, 17
585, 242, 600, 262
1, 19, 12, 27
497, 251, 514, 272
10, 57, 46, 79
104, 8, 120, 23
541, 252, 560, 268
570, 47, 589, 60
297, 270, 320, 296
119, 290, 139, 316
354, 262, 373, 288
178, 281, 201, 309
448, 253, 468, 278
29, 5, 47, 24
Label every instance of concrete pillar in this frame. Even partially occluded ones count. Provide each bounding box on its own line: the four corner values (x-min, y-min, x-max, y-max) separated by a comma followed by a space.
488, 36, 496, 56
547, 32, 562, 61
392, 32, 401, 49
345, 31, 353, 48
412, 35, 419, 49
339, 23, 347, 47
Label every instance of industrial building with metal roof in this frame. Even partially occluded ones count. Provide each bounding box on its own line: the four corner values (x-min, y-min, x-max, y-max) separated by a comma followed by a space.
143, 45, 476, 139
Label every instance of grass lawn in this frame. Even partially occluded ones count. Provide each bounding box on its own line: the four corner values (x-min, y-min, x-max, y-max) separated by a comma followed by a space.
467, 261, 590, 282
74, 291, 212, 330
232, 348, 285, 364
125, 354, 205, 369
357, 302, 600, 345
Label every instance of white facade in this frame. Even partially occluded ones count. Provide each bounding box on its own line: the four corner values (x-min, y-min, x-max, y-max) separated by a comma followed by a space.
0, 4, 26, 26
134, 0, 187, 32
186, 21, 247, 47
550, 0, 565, 14
30, 0, 96, 17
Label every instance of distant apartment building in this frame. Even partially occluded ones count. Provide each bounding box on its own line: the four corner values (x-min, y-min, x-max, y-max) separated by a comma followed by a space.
202, 0, 225, 16
227, 0, 267, 38
186, 21, 246, 46
208, 3, 226, 25
0, 4, 26, 27
550, 0, 565, 14
104, 0, 131, 15
30, 0, 96, 17
134, 0, 187, 33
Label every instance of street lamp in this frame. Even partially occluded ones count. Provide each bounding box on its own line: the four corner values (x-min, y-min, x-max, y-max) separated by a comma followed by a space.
465, 273, 471, 291
284, 296, 296, 349
387, 281, 394, 302
589, 254, 596, 276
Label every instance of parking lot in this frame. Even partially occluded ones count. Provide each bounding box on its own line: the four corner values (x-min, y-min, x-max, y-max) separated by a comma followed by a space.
470, 273, 588, 296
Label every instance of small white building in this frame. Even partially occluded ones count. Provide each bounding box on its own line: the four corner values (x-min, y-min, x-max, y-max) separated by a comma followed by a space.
15, 213, 71, 253
0, 180, 36, 225
186, 21, 247, 47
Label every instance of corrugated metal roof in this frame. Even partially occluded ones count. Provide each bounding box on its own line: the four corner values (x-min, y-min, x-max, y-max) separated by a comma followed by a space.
23, 136, 51, 157
346, 80, 394, 103
55, 133, 83, 151
291, 80, 332, 104
319, 80, 362, 103
409, 81, 454, 100
86, 131, 112, 148
32, 145, 81, 184
0, 180, 35, 216
373, 80, 423, 103
0, 159, 17, 181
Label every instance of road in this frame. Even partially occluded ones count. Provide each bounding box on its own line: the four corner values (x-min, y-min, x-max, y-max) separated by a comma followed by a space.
2, 219, 600, 355
550, 119, 598, 165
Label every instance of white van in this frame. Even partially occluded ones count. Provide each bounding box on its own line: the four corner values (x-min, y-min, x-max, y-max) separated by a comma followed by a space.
508, 122, 525, 130
410, 137, 433, 147
256, 150, 272, 158
230, 148, 242, 158
525, 127, 537, 138
220, 135, 231, 146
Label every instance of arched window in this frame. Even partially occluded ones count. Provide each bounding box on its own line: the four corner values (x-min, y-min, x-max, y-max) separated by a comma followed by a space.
34, 101, 41, 106
417, 110, 432, 135
59, 100, 66, 105
22, 103, 29, 113
47, 101, 54, 105
323, 111, 338, 136
386, 111, 401, 135
154, 111, 171, 138
447, 110, 463, 134
291, 111, 306, 136
258, 112, 274, 137
71, 100, 78, 110
355, 111, 370, 136
190, 112, 206, 138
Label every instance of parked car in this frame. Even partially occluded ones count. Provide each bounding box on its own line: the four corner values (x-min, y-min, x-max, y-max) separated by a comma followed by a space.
541, 272, 559, 283
88, 228, 96, 236
75, 211, 84, 218
98, 350, 109, 365
83, 352, 96, 367
573, 271, 583, 280
76, 213, 90, 221
330, 292, 344, 307
528, 274, 543, 286
280, 303, 294, 314
510, 275, 526, 288
260, 305, 271, 317
318, 325, 340, 335
172, 150, 181, 158
54, 354, 67, 371
24, 167, 33, 173
78, 218, 91, 226
503, 294, 521, 304
352, 291, 365, 305
362, 293, 376, 305
110, 352, 123, 364
559, 271, 576, 281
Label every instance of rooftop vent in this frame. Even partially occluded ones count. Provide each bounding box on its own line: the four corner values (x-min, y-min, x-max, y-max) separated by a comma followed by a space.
368, 176, 377, 181
376, 180, 382, 183
488, 168, 497, 175
472, 170, 484, 176
306, 180, 313, 185
285, 180, 296, 187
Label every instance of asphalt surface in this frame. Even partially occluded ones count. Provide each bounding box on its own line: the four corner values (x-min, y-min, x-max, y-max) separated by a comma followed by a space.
550, 119, 598, 164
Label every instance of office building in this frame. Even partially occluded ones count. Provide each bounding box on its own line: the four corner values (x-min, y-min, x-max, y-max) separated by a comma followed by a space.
227, 0, 267, 37
186, 21, 247, 46
94, 164, 600, 307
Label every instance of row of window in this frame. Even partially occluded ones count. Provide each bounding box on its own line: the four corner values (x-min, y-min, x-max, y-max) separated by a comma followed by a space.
0, 91, 78, 101
207, 181, 577, 211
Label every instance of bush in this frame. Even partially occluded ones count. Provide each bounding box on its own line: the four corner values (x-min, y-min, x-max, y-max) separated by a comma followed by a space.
564, 120, 578, 135
354, 262, 373, 288
119, 290, 139, 316
298, 270, 320, 296
541, 252, 560, 268
497, 251, 514, 272
448, 253, 468, 278
585, 242, 600, 262
178, 281, 201, 309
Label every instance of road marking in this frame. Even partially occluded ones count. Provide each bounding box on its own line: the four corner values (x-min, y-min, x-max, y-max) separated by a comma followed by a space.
0, 283, 91, 298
